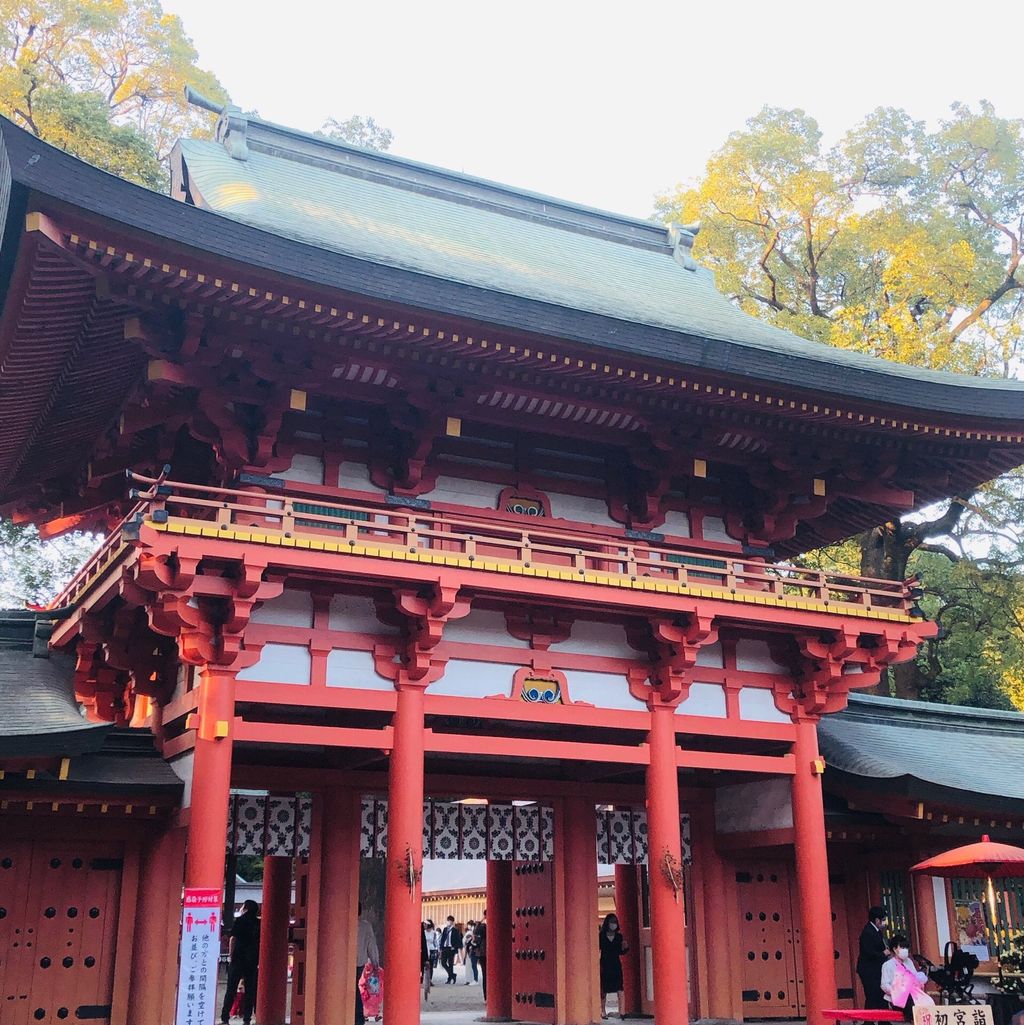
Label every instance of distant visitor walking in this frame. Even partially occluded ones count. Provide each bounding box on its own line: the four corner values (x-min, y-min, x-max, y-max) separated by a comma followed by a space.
220, 900, 260, 1025
599, 912, 629, 1019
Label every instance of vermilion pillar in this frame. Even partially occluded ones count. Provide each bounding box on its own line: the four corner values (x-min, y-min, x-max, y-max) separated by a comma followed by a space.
314, 789, 361, 1024
384, 684, 426, 1025
257, 856, 292, 1025
613, 863, 642, 1016
792, 717, 837, 1025
645, 702, 689, 1025
129, 826, 186, 1022
185, 666, 236, 890
912, 869, 941, 964
485, 858, 513, 1021
561, 796, 599, 1024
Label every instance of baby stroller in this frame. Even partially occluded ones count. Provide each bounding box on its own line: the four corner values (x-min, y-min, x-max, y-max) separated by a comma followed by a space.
927, 941, 979, 1004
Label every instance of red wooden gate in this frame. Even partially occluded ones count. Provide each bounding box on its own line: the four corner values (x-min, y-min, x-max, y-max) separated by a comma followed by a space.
737, 860, 856, 1017
736, 861, 802, 1017
0, 840, 123, 1025
511, 860, 556, 1024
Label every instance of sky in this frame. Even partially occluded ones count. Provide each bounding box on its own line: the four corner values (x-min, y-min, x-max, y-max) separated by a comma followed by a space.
158, 0, 1023, 890
162, 0, 1024, 219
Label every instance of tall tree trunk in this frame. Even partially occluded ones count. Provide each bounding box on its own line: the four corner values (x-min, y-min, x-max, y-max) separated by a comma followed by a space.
860, 524, 923, 698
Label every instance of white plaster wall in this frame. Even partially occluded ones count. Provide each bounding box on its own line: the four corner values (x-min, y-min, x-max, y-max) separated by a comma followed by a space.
842, 663, 864, 675
700, 515, 732, 543
430, 658, 514, 698
549, 620, 635, 658
442, 609, 531, 649
546, 492, 617, 527
695, 641, 724, 668
426, 475, 500, 509
250, 588, 315, 627
737, 687, 791, 723
326, 648, 394, 690
735, 638, 787, 673
273, 453, 324, 485
675, 682, 727, 718
661, 510, 692, 537
934, 877, 952, 948
715, 778, 794, 833
565, 670, 644, 710
236, 643, 311, 684
328, 594, 399, 634
338, 460, 384, 491
170, 751, 195, 806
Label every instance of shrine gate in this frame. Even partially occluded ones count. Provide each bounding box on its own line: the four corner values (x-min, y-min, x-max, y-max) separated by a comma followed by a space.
0, 96, 1022, 1025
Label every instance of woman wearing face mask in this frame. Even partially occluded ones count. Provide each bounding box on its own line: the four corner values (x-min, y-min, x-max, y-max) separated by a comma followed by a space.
881, 934, 933, 1021
598, 913, 629, 1019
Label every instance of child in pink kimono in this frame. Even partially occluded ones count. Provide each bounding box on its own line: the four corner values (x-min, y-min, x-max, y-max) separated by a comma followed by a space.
881, 935, 934, 1021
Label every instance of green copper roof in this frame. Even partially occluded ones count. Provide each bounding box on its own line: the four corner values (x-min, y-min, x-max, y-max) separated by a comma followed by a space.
175, 120, 1023, 403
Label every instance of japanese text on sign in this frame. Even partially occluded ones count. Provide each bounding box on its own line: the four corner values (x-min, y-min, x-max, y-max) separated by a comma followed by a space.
175, 887, 222, 1025
914, 1005, 993, 1025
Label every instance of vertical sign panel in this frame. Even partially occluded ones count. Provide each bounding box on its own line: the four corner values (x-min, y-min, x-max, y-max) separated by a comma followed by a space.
175, 888, 222, 1025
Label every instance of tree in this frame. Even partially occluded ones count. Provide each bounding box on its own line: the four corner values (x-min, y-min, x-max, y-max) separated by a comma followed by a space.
657, 104, 1022, 375
0, 0, 228, 184
658, 103, 1024, 708
318, 114, 393, 152
0, 519, 98, 608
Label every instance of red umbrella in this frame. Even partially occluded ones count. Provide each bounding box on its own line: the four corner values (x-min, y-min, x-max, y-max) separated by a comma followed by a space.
911, 836, 1024, 879
912, 835, 1024, 935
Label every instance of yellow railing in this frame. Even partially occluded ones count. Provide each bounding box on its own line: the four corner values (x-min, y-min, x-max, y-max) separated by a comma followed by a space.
79, 472, 917, 617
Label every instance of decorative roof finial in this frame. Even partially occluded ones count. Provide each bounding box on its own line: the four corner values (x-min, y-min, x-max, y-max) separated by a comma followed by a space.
184, 86, 249, 161
667, 222, 701, 271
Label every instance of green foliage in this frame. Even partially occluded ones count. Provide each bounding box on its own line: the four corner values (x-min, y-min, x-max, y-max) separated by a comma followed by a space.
32, 87, 164, 187
0, 519, 99, 608
318, 114, 394, 152
661, 103, 1024, 710
657, 102, 1023, 374
0, 0, 229, 187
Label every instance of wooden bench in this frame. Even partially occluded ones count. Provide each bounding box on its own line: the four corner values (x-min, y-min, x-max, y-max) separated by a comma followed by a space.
824, 1011, 904, 1023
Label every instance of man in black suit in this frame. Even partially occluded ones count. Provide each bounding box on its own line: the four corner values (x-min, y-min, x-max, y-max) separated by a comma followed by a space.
856, 905, 891, 1009
440, 916, 463, 984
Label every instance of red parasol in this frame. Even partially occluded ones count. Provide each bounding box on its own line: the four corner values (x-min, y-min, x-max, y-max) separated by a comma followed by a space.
910, 835, 1024, 879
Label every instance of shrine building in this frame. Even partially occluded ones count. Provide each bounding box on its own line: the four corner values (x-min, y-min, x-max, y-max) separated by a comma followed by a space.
0, 95, 1023, 1025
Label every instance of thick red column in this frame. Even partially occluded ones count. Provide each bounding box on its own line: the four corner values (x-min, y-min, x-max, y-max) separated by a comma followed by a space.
129, 826, 186, 1022
257, 856, 292, 1025
185, 666, 236, 890
314, 789, 362, 1024
792, 718, 837, 1025
560, 796, 598, 1024
384, 684, 426, 1025
485, 858, 513, 1021
613, 863, 642, 1016
646, 702, 689, 1025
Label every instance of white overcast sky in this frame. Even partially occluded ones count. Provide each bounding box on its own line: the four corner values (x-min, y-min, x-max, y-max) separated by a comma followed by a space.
163, 0, 1024, 219
161, 0, 1022, 890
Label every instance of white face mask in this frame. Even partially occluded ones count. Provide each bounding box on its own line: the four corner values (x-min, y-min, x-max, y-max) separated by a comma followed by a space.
897, 947, 910, 959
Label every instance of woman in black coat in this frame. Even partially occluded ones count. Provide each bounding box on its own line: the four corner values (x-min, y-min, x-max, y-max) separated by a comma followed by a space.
598, 913, 629, 1019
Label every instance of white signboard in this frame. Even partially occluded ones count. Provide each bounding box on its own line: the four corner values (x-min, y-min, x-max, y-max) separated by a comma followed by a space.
914, 1005, 994, 1025
175, 887, 222, 1025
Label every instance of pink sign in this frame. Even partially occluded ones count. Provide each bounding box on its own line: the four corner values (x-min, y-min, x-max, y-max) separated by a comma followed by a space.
175, 888, 222, 1025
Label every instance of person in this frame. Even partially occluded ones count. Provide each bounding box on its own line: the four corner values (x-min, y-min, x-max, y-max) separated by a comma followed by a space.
220, 899, 260, 1025
881, 934, 932, 1020
857, 905, 891, 1010
464, 920, 479, 984
421, 922, 432, 1002
475, 909, 488, 1000
355, 902, 379, 1025
439, 915, 462, 984
425, 919, 440, 971
599, 912, 629, 1020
